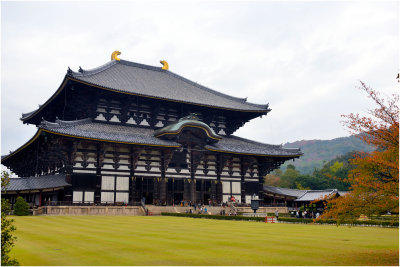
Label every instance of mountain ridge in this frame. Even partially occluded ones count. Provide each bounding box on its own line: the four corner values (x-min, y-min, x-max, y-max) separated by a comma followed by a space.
282, 135, 374, 174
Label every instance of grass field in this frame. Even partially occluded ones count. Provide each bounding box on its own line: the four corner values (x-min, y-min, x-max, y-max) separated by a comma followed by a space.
11, 216, 399, 266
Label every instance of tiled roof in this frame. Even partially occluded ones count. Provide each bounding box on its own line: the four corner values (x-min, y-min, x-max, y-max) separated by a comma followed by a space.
68, 60, 270, 112
206, 135, 302, 157
263, 185, 306, 197
39, 119, 300, 157
2, 174, 70, 192
40, 119, 180, 147
295, 190, 338, 202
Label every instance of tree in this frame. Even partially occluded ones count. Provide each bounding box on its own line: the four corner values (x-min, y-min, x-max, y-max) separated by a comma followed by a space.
1, 171, 19, 266
321, 82, 399, 221
14, 197, 30, 216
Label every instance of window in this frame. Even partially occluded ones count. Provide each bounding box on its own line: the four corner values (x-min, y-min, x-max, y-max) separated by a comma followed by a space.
116, 177, 129, 191
84, 191, 94, 203
101, 176, 115, 190
116, 192, 129, 203
101, 192, 114, 203
73, 191, 83, 203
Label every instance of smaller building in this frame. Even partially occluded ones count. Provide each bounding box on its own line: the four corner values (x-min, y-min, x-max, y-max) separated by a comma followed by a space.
263, 185, 347, 211
3, 175, 70, 208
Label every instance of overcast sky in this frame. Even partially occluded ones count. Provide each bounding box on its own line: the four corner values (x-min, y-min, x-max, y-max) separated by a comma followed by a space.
1, 1, 398, 158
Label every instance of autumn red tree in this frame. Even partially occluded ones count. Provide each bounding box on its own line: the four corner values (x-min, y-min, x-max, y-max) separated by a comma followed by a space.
320, 82, 399, 221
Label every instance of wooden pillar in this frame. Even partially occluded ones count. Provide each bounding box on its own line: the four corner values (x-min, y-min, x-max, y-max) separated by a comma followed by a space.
189, 150, 196, 204
216, 154, 223, 204
159, 178, 167, 205
184, 179, 191, 203
240, 157, 246, 204
160, 150, 167, 205
39, 190, 42, 207
95, 143, 103, 204
211, 180, 217, 203
190, 179, 196, 204
200, 180, 204, 204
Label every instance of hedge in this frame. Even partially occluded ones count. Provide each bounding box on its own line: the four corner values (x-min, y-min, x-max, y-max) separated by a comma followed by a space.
278, 217, 399, 227
161, 212, 265, 222
161, 213, 398, 227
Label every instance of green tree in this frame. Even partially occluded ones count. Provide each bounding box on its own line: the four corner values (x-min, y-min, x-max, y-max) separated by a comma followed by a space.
14, 197, 30, 216
1, 171, 19, 266
279, 166, 300, 188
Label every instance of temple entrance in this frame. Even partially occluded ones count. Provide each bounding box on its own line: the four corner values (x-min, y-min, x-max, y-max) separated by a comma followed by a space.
173, 193, 183, 205
142, 192, 153, 204
203, 193, 211, 204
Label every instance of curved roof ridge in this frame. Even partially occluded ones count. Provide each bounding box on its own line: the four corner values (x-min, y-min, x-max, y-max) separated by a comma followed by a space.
21, 109, 37, 119
40, 118, 91, 128
118, 59, 260, 105
119, 59, 164, 72
75, 59, 269, 110
55, 118, 92, 126
165, 70, 268, 109
229, 135, 282, 148
69, 60, 118, 77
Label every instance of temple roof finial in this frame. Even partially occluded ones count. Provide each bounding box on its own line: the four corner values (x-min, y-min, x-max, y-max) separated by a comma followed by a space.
160, 60, 169, 70
111, 51, 121, 61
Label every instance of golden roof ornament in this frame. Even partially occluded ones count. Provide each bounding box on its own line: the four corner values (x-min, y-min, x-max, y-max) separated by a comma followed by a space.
111, 51, 121, 61
160, 60, 169, 70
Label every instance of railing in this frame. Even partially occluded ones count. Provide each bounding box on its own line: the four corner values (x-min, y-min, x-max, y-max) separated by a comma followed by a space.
262, 203, 287, 207
39, 201, 142, 207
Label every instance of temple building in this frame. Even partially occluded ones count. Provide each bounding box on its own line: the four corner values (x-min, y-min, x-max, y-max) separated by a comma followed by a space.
2, 51, 302, 207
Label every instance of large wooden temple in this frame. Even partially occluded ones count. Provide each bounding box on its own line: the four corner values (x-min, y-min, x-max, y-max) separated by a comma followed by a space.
2, 52, 302, 207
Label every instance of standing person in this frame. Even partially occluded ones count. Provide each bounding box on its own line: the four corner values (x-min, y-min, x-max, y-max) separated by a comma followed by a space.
275, 210, 279, 220
296, 210, 299, 218
303, 210, 307, 219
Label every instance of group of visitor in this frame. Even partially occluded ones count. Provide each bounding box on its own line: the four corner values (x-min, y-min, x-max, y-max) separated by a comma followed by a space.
295, 210, 320, 219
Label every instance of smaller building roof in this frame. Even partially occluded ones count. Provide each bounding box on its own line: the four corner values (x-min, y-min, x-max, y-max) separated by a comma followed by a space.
263, 185, 306, 198
2, 174, 70, 192
295, 189, 338, 202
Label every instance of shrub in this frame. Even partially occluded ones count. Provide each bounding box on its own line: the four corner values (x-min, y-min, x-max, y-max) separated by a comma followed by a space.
161, 212, 265, 222
13, 197, 30, 216
278, 217, 399, 227
161, 212, 398, 227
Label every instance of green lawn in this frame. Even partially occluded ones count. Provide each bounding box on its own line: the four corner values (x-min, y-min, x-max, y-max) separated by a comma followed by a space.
11, 216, 399, 266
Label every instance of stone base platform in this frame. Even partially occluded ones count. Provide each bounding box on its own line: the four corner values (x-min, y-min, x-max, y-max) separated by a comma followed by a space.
33, 206, 144, 216
32, 205, 288, 216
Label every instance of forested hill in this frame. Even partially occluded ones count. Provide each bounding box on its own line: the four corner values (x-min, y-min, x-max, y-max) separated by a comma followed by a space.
282, 135, 374, 174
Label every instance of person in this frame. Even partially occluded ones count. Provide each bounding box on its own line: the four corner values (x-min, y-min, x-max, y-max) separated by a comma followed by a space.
315, 212, 320, 218
296, 211, 299, 218
303, 210, 307, 219
275, 210, 279, 220
205, 207, 208, 214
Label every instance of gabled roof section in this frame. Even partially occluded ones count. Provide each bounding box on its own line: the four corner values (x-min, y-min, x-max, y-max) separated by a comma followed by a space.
263, 185, 306, 198
295, 189, 338, 202
2, 174, 70, 192
154, 114, 222, 144
68, 59, 270, 112
206, 135, 302, 157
